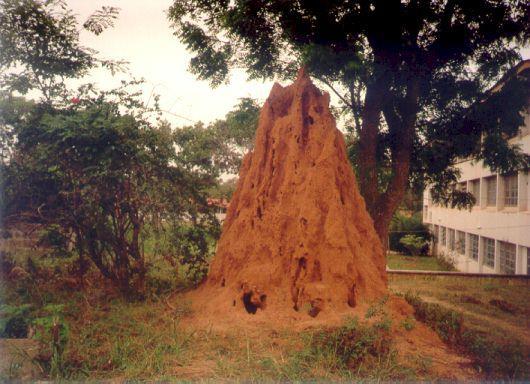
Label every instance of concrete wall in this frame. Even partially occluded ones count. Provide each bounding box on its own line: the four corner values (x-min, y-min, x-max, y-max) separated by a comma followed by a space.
423, 116, 530, 275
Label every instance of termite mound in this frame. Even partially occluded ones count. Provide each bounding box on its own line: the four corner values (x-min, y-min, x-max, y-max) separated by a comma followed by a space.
199, 68, 387, 317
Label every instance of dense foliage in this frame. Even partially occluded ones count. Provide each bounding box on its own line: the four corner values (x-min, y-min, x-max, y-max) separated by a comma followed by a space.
0, 0, 223, 297
168, 0, 530, 243
389, 212, 430, 255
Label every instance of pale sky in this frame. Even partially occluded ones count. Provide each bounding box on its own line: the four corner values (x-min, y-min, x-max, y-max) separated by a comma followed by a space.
69, 1, 530, 127
69, 0, 275, 126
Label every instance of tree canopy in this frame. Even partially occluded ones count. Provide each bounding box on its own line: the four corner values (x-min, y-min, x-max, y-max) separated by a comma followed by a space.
168, 0, 530, 243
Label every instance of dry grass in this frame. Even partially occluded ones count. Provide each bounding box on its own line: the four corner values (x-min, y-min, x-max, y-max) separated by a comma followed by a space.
390, 274, 530, 378
1, 243, 528, 381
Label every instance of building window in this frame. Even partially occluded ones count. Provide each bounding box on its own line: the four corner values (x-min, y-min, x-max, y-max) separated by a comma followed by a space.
456, 231, 465, 254
469, 234, 479, 261
499, 241, 516, 274
483, 237, 495, 268
486, 176, 497, 206
503, 174, 518, 207
448, 229, 455, 251
470, 179, 480, 206
433, 225, 439, 243
440, 226, 446, 246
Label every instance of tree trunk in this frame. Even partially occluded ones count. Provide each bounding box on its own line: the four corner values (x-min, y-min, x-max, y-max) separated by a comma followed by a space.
357, 76, 387, 216
358, 78, 420, 250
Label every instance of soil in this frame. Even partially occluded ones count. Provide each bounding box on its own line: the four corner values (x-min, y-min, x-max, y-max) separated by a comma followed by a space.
178, 295, 477, 380
194, 68, 386, 319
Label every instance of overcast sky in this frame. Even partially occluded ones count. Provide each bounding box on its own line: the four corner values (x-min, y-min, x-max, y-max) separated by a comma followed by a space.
69, 0, 530, 127
69, 0, 275, 126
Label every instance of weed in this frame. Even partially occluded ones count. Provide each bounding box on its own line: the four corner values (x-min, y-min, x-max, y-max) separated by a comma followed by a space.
32, 304, 74, 379
460, 295, 482, 305
436, 252, 457, 271
282, 315, 413, 381
0, 303, 32, 338
413, 354, 433, 375
365, 295, 389, 319
489, 299, 517, 314
404, 291, 463, 344
401, 316, 416, 331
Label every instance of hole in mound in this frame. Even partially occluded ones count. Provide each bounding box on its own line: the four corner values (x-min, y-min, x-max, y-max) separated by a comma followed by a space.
242, 292, 267, 314
243, 292, 258, 314
299, 257, 307, 269
221, 278, 225, 287
348, 283, 357, 307
308, 299, 323, 317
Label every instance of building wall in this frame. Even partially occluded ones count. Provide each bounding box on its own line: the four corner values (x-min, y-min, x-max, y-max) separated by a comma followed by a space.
423, 116, 530, 275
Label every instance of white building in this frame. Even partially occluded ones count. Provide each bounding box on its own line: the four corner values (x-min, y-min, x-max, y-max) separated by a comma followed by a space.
423, 61, 530, 275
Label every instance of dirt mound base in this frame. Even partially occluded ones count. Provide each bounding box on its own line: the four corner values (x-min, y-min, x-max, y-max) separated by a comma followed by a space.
195, 69, 386, 318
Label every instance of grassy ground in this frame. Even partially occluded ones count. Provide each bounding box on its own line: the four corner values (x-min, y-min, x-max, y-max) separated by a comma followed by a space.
387, 252, 455, 271
390, 274, 530, 378
1, 238, 528, 381
2, 270, 528, 380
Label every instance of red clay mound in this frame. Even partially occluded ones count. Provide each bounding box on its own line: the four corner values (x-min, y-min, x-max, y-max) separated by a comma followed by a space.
201, 69, 387, 317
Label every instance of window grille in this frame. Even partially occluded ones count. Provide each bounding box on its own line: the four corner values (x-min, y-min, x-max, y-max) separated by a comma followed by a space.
448, 229, 455, 251
483, 238, 495, 268
486, 176, 497, 206
469, 234, 479, 261
470, 179, 480, 206
440, 227, 446, 246
503, 174, 518, 207
499, 241, 516, 274
456, 231, 465, 254
527, 250, 530, 275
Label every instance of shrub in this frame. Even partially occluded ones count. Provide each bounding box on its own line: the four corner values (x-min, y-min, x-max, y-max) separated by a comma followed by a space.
0, 303, 32, 338
308, 316, 393, 371
399, 235, 428, 256
389, 213, 430, 255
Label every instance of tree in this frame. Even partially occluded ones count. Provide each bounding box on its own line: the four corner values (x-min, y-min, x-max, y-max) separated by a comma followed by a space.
1, 89, 219, 297
168, 0, 530, 245
174, 97, 260, 176
0, 0, 121, 102
0, 0, 219, 296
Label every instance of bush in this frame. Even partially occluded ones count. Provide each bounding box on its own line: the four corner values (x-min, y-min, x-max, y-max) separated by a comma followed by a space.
389, 213, 430, 255
310, 317, 393, 370
399, 235, 428, 256
0, 304, 32, 338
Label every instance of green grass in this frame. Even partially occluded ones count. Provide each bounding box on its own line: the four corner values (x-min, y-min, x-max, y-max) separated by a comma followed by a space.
387, 252, 455, 271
